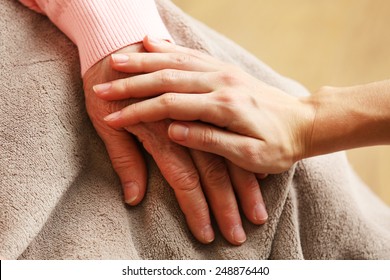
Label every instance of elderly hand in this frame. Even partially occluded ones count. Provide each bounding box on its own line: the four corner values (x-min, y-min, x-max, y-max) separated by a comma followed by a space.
96, 37, 315, 175
85, 43, 268, 246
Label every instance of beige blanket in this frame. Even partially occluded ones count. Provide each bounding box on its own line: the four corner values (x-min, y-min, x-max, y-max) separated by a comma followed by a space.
1, 0, 389, 259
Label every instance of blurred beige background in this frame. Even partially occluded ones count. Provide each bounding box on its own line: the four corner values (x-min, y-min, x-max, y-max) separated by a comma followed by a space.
172, 0, 390, 205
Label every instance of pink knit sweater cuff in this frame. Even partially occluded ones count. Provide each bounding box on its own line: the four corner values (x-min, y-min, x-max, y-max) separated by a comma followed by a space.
23, 0, 172, 76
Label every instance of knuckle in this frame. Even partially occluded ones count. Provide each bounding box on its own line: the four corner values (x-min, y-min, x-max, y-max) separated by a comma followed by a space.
158, 69, 177, 86
218, 70, 239, 86
214, 90, 240, 122
160, 92, 177, 107
171, 169, 201, 192
122, 77, 134, 91
171, 53, 193, 66
202, 158, 229, 187
110, 154, 136, 173
215, 88, 236, 104
200, 127, 220, 147
242, 142, 262, 166
106, 100, 123, 113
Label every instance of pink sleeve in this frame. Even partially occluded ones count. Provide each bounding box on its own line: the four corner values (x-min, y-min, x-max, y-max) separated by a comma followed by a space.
19, 0, 173, 76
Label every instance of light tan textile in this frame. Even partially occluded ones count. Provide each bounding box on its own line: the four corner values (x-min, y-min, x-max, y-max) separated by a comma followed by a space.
1, 0, 389, 259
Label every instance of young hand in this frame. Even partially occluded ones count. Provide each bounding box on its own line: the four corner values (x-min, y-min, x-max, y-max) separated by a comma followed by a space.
95, 37, 315, 175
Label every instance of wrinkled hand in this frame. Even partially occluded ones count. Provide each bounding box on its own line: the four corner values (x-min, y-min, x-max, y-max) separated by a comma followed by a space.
97, 37, 314, 174
86, 43, 268, 246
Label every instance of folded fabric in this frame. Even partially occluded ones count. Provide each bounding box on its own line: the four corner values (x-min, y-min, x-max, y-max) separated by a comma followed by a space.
1, 0, 389, 259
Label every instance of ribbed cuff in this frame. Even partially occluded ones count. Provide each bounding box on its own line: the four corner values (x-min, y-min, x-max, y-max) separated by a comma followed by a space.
50, 0, 172, 76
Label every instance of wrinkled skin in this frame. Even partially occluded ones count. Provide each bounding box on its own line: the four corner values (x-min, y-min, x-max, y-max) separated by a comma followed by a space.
83, 43, 267, 245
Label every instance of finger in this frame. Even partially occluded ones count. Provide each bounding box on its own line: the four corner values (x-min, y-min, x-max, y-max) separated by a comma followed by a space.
93, 70, 213, 101
103, 92, 230, 129
130, 124, 214, 244
226, 162, 268, 225
191, 150, 246, 245
143, 36, 217, 62
256, 173, 269, 180
155, 149, 215, 244
168, 122, 268, 174
110, 52, 218, 74
100, 130, 147, 206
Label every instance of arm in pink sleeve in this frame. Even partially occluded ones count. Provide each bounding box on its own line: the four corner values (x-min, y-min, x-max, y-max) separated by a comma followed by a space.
19, 0, 172, 76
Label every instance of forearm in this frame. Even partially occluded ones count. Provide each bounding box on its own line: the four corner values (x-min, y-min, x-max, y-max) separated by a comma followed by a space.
307, 80, 390, 157
19, 0, 172, 76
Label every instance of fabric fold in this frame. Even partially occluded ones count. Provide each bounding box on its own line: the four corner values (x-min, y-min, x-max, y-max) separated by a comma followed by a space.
1, 0, 389, 259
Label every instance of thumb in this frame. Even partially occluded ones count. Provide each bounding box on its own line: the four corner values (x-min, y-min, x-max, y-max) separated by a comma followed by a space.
168, 121, 265, 174
101, 130, 147, 206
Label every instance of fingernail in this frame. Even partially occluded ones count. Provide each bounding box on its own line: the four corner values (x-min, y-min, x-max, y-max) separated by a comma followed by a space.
202, 224, 215, 243
169, 123, 189, 141
254, 203, 268, 223
111, 54, 129, 64
93, 83, 111, 94
147, 35, 164, 45
104, 111, 121, 122
124, 182, 139, 205
232, 225, 246, 244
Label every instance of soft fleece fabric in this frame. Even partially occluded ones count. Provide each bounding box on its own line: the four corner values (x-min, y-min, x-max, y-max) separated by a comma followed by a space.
1, 0, 390, 259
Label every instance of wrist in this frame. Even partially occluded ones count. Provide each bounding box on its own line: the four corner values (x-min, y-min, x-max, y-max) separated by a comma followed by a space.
302, 86, 347, 158
303, 83, 390, 158
37, 0, 172, 76
294, 94, 320, 162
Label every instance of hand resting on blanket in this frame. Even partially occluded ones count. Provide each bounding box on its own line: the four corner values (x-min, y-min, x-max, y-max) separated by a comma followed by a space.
84, 42, 268, 246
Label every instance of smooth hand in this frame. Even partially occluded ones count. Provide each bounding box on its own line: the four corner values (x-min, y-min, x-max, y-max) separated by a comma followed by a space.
85, 43, 268, 245
97, 37, 315, 175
